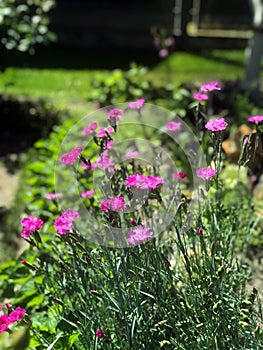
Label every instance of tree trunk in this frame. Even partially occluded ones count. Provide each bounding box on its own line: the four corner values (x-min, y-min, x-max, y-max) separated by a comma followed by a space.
244, 0, 263, 94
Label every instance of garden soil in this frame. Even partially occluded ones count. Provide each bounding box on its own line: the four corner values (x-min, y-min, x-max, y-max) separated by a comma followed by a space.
0, 162, 28, 256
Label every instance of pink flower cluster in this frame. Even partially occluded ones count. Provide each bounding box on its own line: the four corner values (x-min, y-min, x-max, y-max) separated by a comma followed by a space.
100, 197, 126, 212
153, 36, 174, 58
248, 115, 263, 124
200, 81, 221, 92
0, 306, 26, 334
96, 127, 114, 138
81, 151, 116, 172
127, 226, 153, 245
103, 140, 114, 150
193, 93, 208, 101
82, 122, 98, 136
61, 146, 83, 165
196, 167, 217, 180
21, 216, 43, 238
107, 108, 123, 123
125, 151, 139, 159
96, 151, 115, 169
205, 117, 228, 132
126, 174, 164, 190
45, 193, 62, 200
81, 190, 95, 198
54, 209, 80, 234
166, 121, 182, 132
129, 98, 145, 109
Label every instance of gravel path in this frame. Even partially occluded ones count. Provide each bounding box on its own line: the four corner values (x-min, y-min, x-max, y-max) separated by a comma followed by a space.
0, 165, 19, 208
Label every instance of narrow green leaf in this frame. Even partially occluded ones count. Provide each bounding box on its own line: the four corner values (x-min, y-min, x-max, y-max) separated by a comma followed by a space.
101, 287, 121, 311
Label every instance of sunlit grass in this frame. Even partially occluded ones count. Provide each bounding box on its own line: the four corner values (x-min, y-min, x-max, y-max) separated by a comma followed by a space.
148, 50, 247, 85
0, 50, 249, 101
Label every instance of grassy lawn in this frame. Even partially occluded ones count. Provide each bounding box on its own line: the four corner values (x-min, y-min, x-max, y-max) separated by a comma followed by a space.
0, 49, 250, 117
151, 50, 246, 84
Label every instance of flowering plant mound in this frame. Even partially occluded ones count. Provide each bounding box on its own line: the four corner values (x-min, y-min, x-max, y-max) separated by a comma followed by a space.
2, 86, 263, 349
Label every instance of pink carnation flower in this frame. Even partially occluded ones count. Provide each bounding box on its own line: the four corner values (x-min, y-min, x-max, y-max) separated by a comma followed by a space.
128, 98, 145, 109
96, 127, 114, 138
0, 313, 9, 334
166, 121, 182, 132
127, 226, 153, 245
205, 117, 228, 132
54, 209, 79, 234
21, 216, 43, 238
107, 108, 123, 123
172, 171, 188, 179
200, 81, 221, 92
144, 175, 165, 189
96, 151, 115, 169
54, 217, 72, 234
82, 122, 98, 136
81, 190, 95, 198
62, 209, 80, 222
45, 193, 62, 200
126, 174, 164, 190
100, 197, 126, 212
193, 93, 208, 101
247, 115, 263, 124
196, 167, 217, 180
8, 307, 26, 323
103, 140, 114, 150
125, 151, 139, 159
61, 146, 83, 165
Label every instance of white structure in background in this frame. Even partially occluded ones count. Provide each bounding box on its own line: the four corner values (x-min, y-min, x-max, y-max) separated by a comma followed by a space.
245, 0, 263, 95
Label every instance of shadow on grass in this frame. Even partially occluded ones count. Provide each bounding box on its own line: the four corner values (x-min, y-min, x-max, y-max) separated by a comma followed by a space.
2, 44, 161, 70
